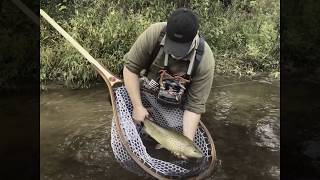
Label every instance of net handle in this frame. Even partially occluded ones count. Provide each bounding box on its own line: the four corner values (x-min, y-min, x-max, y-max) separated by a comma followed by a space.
11, 0, 39, 25
40, 9, 123, 137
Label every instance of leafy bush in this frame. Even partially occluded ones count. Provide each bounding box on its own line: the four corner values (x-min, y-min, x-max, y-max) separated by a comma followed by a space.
40, 0, 279, 88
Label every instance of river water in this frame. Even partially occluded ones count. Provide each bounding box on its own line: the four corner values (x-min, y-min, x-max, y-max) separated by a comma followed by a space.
40, 77, 280, 180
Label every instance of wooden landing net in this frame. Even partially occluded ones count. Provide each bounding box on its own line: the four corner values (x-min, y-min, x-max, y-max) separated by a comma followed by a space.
39, 8, 217, 179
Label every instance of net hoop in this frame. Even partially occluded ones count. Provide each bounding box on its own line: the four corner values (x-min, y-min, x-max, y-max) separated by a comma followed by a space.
110, 86, 217, 179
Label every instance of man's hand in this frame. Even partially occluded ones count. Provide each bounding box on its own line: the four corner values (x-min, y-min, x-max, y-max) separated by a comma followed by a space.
183, 110, 201, 141
123, 66, 148, 124
132, 106, 149, 124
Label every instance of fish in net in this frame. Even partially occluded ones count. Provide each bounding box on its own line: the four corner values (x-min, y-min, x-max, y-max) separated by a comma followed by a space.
111, 85, 216, 179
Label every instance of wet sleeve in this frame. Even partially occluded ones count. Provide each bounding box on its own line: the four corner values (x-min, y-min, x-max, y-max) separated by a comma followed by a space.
123, 24, 159, 75
184, 43, 215, 114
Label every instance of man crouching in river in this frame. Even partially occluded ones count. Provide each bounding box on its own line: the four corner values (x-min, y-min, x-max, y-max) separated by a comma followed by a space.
122, 8, 215, 150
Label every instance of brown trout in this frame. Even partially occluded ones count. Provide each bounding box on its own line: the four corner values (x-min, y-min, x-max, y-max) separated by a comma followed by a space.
143, 118, 203, 159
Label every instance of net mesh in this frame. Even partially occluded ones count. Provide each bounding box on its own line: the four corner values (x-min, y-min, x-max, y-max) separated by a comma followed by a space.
111, 86, 214, 178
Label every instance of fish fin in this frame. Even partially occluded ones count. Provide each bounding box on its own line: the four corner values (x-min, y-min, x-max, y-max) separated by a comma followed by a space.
172, 152, 188, 160
180, 155, 188, 160
155, 144, 163, 149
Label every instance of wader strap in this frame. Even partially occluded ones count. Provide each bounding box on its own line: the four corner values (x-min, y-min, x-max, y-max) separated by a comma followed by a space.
146, 26, 166, 72
192, 37, 205, 76
164, 53, 169, 67
186, 36, 200, 76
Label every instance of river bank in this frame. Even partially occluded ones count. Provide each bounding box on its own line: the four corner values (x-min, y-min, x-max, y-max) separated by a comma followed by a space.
40, 0, 279, 89
40, 72, 279, 91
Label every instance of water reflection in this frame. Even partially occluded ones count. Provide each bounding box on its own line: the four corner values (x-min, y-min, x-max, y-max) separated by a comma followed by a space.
40, 78, 279, 180
204, 79, 279, 180
255, 102, 280, 151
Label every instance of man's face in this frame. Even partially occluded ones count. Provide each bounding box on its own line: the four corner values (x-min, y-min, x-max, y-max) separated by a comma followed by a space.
169, 37, 196, 60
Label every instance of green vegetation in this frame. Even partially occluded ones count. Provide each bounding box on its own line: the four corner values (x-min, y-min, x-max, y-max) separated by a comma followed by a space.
40, 0, 279, 88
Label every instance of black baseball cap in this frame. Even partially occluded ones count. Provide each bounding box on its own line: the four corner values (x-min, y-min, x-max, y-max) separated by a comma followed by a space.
164, 8, 199, 57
